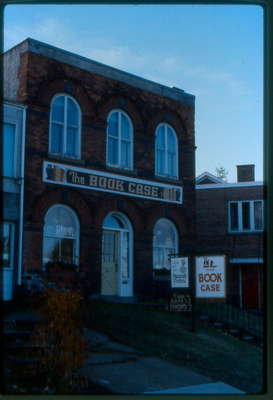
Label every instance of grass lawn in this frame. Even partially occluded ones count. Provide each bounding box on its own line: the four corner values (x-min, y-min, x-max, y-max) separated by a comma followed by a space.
88, 300, 264, 394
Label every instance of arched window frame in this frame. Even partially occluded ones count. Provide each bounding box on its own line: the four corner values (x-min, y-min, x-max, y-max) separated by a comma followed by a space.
106, 109, 133, 170
43, 204, 80, 267
155, 123, 178, 179
49, 94, 81, 158
153, 218, 178, 271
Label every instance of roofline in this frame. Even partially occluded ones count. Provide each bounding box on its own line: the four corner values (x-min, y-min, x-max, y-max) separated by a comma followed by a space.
196, 181, 264, 190
196, 171, 225, 184
5, 38, 195, 105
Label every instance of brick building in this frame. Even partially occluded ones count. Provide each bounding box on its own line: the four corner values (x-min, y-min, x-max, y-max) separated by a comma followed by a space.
1, 103, 26, 300
3, 38, 196, 299
196, 165, 264, 311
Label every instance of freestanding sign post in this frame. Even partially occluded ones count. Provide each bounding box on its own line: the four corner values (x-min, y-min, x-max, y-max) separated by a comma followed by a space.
195, 255, 226, 299
169, 256, 195, 332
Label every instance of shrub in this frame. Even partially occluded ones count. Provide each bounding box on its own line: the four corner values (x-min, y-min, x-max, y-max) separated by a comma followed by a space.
32, 270, 88, 393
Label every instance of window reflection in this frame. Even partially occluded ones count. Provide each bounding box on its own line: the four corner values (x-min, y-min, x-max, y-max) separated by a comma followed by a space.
43, 205, 79, 266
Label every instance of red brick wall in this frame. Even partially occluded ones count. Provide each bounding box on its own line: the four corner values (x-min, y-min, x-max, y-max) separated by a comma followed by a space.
19, 50, 196, 298
196, 185, 264, 258
196, 185, 264, 307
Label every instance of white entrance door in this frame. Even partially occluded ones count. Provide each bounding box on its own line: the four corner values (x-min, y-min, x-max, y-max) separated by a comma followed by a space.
101, 213, 133, 297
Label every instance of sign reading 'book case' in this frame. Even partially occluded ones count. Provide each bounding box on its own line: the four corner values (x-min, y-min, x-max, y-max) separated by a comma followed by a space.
43, 161, 183, 204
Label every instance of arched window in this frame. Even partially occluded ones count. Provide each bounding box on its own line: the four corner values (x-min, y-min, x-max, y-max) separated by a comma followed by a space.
49, 94, 81, 158
153, 218, 178, 270
155, 123, 178, 178
43, 205, 80, 266
107, 110, 133, 169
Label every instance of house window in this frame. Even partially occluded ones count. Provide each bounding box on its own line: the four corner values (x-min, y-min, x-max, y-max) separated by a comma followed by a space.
228, 200, 264, 232
43, 205, 79, 266
155, 123, 178, 178
3, 123, 16, 177
0, 222, 15, 268
153, 219, 178, 271
49, 95, 81, 158
106, 110, 133, 169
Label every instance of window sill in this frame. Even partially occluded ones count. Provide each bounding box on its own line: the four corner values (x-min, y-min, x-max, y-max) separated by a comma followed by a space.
105, 164, 138, 176
47, 153, 85, 166
154, 175, 182, 184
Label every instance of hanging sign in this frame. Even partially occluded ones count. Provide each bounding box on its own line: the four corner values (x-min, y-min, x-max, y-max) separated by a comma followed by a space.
196, 255, 226, 299
171, 257, 189, 288
43, 161, 182, 204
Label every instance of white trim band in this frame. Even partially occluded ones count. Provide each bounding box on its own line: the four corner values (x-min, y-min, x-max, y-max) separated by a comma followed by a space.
230, 258, 263, 264
196, 181, 263, 190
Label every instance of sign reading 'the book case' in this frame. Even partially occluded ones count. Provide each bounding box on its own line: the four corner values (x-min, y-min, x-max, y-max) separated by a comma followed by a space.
43, 161, 183, 204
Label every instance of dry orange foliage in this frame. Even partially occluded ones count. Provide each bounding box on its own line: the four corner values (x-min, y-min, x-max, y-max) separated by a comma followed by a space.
33, 287, 88, 391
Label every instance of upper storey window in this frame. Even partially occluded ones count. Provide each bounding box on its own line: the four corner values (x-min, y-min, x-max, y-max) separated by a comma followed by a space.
155, 123, 178, 179
228, 200, 264, 233
107, 110, 133, 170
50, 95, 81, 158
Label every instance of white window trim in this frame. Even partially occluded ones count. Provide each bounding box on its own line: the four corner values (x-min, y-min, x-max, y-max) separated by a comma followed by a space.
43, 204, 80, 267
153, 218, 178, 270
106, 109, 133, 170
228, 200, 264, 233
49, 93, 82, 159
155, 123, 178, 179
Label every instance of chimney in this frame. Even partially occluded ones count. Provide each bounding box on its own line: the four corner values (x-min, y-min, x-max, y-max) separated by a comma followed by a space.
237, 164, 255, 182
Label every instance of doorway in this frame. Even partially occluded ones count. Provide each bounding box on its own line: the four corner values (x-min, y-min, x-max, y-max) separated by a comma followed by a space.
242, 265, 259, 310
101, 213, 133, 297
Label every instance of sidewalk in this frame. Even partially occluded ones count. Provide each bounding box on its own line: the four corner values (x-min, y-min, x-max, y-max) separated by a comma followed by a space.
4, 311, 245, 395
81, 328, 245, 395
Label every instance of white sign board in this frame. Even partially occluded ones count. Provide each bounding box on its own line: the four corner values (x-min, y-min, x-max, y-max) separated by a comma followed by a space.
196, 256, 226, 298
171, 257, 189, 288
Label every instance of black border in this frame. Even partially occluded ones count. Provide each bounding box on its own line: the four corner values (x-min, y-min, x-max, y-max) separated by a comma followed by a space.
1, 1, 272, 400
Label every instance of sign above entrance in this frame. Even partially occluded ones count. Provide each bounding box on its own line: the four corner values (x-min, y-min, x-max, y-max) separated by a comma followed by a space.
43, 161, 183, 204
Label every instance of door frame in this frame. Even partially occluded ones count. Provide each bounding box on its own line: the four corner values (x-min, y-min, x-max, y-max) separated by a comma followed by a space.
101, 212, 133, 297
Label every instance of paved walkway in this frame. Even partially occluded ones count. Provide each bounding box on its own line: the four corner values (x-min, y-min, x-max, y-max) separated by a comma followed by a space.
4, 311, 244, 395
81, 328, 245, 395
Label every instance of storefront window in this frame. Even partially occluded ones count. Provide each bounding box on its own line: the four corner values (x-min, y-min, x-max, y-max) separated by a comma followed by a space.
43, 205, 79, 266
0, 223, 15, 268
153, 219, 178, 271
